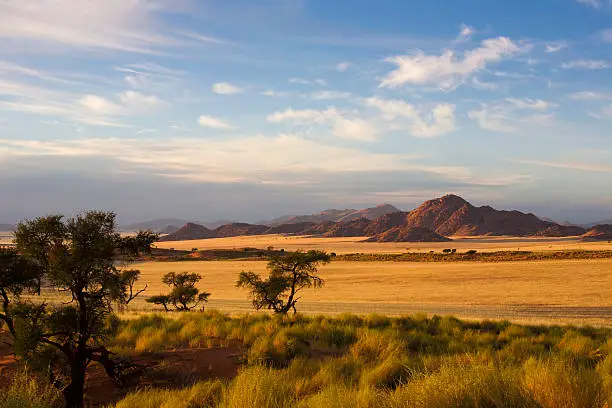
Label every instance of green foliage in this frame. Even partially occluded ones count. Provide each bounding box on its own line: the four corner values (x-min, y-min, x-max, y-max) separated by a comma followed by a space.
5, 211, 156, 408
236, 250, 331, 314
146, 272, 211, 311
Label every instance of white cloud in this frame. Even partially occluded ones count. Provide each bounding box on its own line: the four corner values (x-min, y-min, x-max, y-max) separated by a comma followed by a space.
119, 91, 165, 111
510, 158, 612, 173
545, 42, 568, 53
336, 62, 350, 72
212, 82, 244, 95
79, 95, 123, 116
380, 36, 527, 90
267, 107, 379, 142
561, 60, 610, 70
468, 98, 557, 133
472, 77, 499, 91
468, 109, 516, 133
576, 0, 609, 8
601, 29, 612, 43
332, 118, 377, 141
506, 98, 556, 111
198, 115, 234, 130
456, 24, 475, 42
289, 78, 327, 86
267, 107, 339, 124
364, 97, 457, 138
0, 0, 184, 54
410, 104, 456, 138
590, 105, 612, 120
569, 91, 612, 100
179, 31, 230, 45
0, 72, 164, 127
261, 90, 290, 97
309, 90, 352, 100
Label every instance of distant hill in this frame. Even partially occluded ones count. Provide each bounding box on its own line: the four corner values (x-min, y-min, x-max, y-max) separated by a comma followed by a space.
158, 223, 215, 241
214, 223, 269, 238
366, 226, 451, 243
0, 224, 14, 231
582, 224, 612, 241
583, 219, 612, 229
158, 225, 180, 235
402, 195, 585, 237
261, 204, 401, 226
123, 218, 236, 232
156, 194, 590, 243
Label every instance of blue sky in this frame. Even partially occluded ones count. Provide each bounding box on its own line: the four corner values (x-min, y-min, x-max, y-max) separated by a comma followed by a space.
1, 0, 612, 224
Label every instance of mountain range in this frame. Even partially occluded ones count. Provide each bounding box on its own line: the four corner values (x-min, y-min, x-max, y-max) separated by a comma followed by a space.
158, 195, 612, 242
122, 218, 235, 233
259, 204, 401, 226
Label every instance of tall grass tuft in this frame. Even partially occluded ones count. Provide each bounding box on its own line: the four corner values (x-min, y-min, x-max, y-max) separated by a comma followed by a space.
0, 369, 62, 408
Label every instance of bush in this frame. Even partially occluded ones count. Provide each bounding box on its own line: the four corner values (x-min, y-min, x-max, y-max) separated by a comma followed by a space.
222, 366, 296, 408
523, 358, 605, 408
0, 369, 62, 408
116, 380, 224, 408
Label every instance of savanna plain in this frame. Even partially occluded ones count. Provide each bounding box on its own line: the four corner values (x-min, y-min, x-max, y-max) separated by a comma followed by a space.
3, 232, 612, 407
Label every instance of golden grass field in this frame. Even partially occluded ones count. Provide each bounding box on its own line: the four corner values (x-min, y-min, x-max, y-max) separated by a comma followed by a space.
145, 235, 612, 325
9, 232, 612, 325
154, 234, 612, 254
125, 257, 612, 326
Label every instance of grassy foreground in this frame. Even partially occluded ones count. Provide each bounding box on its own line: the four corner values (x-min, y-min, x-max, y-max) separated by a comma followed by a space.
6, 311, 612, 407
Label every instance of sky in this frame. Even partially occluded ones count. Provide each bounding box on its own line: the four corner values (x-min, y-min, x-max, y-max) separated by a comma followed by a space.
1, 0, 612, 224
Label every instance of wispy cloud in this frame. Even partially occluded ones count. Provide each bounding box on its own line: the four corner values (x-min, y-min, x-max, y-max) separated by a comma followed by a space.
0, 135, 473, 183
0, 0, 186, 54
309, 90, 352, 100
576, 0, 610, 8
590, 105, 612, 120
198, 115, 234, 130
469, 98, 557, 133
212, 82, 244, 95
380, 35, 527, 90
289, 78, 327, 86
561, 59, 610, 69
364, 97, 456, 138
601, 29, 612, 43
336, 61, 350, 72
569, 91, 612, 100
545, 42, 568, 53
267, 107, 378, 142
510, 158, 612, 173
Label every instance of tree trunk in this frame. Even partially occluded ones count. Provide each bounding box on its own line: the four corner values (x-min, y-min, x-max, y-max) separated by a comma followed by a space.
63, 361, 87, 408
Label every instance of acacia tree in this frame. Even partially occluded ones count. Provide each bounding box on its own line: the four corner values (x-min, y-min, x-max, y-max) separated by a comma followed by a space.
1, 211, 157, 408
236, 250, 331, 314
146, 272, 211, 311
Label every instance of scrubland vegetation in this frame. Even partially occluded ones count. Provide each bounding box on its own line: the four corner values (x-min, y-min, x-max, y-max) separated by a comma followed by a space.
6, 311, 612, 407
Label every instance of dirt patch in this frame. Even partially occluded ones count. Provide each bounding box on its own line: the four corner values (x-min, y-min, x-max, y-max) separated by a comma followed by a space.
85, 345, 241, 406
0, 334, 241, 407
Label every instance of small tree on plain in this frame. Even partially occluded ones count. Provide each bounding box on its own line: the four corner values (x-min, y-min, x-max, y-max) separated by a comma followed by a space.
2, 211, 157, 408
146, 272, 210, 311
236, 250, 331, 314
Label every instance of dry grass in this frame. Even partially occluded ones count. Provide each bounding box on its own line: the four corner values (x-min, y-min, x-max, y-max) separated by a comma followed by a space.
154, 234, 612, 254
121, 258, 612, 325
